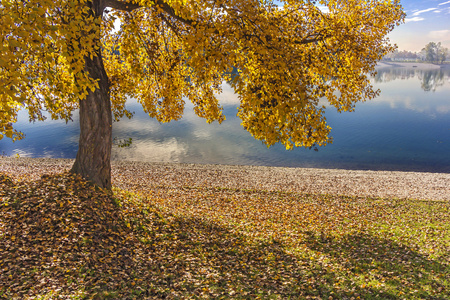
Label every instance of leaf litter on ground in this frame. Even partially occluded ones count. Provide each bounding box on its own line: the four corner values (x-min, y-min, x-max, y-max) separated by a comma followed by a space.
0, 171, 449, 299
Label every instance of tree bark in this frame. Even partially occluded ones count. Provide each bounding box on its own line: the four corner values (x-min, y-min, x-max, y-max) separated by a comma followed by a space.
70, 54, 112, 189
70, 0, 112, 189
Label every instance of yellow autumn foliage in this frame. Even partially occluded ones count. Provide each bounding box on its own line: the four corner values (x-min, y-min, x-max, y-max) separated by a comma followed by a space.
0, 0, 404, 149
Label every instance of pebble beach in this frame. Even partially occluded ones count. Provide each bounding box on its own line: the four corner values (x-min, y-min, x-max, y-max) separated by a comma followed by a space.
1, 157, 449, 201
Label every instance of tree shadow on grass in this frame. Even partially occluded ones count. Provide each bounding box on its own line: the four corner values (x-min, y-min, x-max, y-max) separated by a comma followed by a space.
304, 230, 449, 299
1, 173, 448, 299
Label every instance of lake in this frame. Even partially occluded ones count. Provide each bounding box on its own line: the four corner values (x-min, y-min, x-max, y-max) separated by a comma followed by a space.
1, 63, 450, 173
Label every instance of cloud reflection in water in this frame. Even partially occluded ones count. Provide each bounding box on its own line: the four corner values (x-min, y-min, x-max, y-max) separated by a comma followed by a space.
1, 65, 450, 172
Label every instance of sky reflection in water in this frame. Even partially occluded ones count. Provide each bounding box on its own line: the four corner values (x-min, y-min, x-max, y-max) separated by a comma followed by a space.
2, 65, 450, 173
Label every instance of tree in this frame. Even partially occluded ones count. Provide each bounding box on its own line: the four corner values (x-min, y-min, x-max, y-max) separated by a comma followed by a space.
422, 42, 448, 64
437, 45, 448, 64
422, 42, 438, 63
1, 0, 404, 189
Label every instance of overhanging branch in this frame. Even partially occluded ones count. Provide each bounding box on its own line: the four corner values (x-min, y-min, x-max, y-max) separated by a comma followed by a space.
155, 0, 194, 26
103, 0, 193, 26
104, 0, 141, 12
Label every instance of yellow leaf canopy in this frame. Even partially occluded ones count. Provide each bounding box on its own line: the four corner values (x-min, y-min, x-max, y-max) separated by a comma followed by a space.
1, 0, 404, 149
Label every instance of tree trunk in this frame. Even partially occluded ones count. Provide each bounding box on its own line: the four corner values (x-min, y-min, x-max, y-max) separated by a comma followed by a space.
70, 0, 112, 189
70, 54, 112, 189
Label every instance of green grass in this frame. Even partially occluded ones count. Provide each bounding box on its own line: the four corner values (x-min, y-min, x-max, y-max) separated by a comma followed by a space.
0, 172, 449, 299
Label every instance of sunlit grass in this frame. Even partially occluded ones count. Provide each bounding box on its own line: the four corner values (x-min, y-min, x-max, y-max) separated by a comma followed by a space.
1, 172, 449, 299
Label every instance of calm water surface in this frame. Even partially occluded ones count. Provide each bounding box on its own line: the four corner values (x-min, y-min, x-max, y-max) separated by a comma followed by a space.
2, 64, 450, 173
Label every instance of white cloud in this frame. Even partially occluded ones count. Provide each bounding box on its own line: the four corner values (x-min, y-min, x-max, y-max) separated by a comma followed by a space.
438, 1, 450, 5
412, 8, 437, 16
405, 17, 424, 23
428, 29, 450, 39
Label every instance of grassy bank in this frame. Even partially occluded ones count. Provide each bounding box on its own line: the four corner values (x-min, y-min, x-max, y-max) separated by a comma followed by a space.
1, 172, 449, 299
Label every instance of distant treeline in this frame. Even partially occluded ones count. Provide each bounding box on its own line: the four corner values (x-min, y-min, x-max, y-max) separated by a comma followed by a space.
383, 42, 448, 64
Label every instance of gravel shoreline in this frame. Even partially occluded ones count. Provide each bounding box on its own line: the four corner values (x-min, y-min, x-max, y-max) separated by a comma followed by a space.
1, 157, 449, 201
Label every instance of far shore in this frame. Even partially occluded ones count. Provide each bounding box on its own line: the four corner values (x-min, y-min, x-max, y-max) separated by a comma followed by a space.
376, 61, 450, 69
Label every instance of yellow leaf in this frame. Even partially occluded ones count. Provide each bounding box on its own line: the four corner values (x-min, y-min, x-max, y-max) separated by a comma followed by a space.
5, 130, 13, 139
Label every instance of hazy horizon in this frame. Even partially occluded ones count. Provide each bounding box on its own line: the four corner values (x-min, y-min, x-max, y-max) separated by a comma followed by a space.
388, 0, 450, 52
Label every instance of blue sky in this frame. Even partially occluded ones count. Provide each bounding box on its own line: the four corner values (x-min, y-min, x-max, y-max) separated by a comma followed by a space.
388, 0, 450, 51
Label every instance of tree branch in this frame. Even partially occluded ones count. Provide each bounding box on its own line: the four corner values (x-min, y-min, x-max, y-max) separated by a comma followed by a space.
104, 0, 141, 12
154, 0, 193, 26
103, 0, 193, 26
